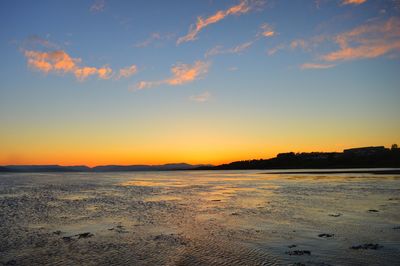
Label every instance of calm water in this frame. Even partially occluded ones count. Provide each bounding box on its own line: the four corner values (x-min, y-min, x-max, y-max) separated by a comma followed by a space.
0, 170, 399, 265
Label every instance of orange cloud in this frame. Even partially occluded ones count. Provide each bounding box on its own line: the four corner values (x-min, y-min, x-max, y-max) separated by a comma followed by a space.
118, 64, 138, 79
259, 23, 275, 37
177, 0, 251, 44
136, 61, 210, 90
24, 49, 113, 81
29, 59, 53, 73
24, 50, 80, 74
322, 17, 400, 61
168, 61, 210, 85
300, 63, 335, 69
97, 67, 112, 79
342, 0, 366, 5
74, 67, 98, 81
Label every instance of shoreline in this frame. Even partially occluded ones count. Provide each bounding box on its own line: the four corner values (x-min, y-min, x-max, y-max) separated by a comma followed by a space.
262, 169, 400, 175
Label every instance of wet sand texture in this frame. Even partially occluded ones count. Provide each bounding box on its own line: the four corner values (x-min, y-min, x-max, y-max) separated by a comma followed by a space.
1, 170, 399, 265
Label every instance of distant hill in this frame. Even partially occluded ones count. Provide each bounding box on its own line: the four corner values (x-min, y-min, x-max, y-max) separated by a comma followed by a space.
197, 146, 400, 170
0, 165, 91, 172
0, 163, 211, 172
1, 146, 399, 172
92, 163, 210, 172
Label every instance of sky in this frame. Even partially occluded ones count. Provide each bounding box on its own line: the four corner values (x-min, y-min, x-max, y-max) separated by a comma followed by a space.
0, 0, 400, 166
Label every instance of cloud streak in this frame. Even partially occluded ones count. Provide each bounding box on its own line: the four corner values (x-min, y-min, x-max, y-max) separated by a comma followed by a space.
322, 17, 400, 61
135, 33, 161, 48
269, 18, 400, 69
300, 63, 335, 69
118, 64, 138, 79
136, 61, 210, 90
23, 49, 138, 81
205, 41, 253, 57
258, 23, 275, 37
24, 50, 112, 80
177, 0, 252, 44
342, 0, 366, 5
190, 91, 211, 102
205, 22, 274, 57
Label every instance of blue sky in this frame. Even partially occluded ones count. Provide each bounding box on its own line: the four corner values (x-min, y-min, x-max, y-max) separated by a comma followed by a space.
0, 0, 399, 165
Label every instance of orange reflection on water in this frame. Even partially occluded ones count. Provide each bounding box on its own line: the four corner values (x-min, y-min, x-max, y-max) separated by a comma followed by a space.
119, 180, 186, 187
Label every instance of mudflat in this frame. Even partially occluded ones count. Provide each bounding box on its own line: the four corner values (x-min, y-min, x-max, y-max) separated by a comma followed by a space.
0, 170, 399, 265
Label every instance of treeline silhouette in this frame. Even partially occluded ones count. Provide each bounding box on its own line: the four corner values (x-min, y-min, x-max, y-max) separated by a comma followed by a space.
197, 145, 400, 170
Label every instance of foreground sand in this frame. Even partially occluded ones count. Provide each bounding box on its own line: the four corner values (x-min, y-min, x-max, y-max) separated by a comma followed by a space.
0, 170, 399, 265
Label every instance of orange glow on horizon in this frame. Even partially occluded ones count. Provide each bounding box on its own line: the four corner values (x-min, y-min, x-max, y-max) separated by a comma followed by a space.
1, 141, 397, 167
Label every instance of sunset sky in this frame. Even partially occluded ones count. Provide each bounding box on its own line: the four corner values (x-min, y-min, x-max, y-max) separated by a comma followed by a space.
0, 0, 399, 166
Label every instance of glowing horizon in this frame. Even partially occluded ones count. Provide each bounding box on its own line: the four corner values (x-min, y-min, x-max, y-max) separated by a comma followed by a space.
1, 0, 399, 167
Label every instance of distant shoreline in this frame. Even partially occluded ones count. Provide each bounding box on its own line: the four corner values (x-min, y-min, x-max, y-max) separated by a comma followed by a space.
1, 145, 399, 173
1, 167, 400, 174
262, 169, 400, 175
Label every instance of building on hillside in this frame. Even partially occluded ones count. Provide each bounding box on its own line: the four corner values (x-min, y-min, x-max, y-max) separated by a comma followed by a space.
343, 146, 388, 156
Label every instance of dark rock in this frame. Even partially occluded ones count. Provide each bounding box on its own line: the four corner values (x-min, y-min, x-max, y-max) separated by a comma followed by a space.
328, 213, 341, 217
231, 212, 239, 216
62, 236, 73, 241
5, 259, 17, 265
318, 233, 334, 238
285, 250, 311, 256
350, 243, 383, 250
53, 230, 62, 235
392, 226, 400, 230
288, 244, 297, 248
77, 232, 93, 238
368, 209, 379, 212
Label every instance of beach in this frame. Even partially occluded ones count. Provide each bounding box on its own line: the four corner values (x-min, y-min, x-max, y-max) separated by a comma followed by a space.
1, 170, 399, 265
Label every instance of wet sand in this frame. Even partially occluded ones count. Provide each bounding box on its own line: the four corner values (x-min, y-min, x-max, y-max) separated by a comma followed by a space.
0, 170, 399, 265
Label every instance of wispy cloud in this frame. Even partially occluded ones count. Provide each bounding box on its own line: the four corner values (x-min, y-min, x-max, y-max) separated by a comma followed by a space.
267, 43, 286, 55
322, 17, 400, 61
342, 0, 367, 5
300, 63, 335, 69
177, 0, 252, 44
268, 32, 327, 57
205, 21, 274, 57
136, 61, 210, 90
190, 91, 211, 102
25, 35, 59, 49
24, 50, 113, 81
118, 64, 138, 79
258, 23, 275, 37
135, 33, 162, 48
21, 35, 140, 81
90, 0, 106, 13
269, 17, 400, 69
24, 50, 80, 74
135, 32, 175, 48
205, 41, 253, 57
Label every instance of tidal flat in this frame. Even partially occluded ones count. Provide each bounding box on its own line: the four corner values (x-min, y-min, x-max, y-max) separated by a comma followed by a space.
0, 170, 399, 265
